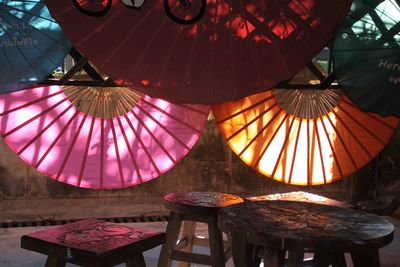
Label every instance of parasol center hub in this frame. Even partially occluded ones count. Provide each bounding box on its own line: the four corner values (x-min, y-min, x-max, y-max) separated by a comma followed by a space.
273, 89, 343, 120
62, 86, 142, 119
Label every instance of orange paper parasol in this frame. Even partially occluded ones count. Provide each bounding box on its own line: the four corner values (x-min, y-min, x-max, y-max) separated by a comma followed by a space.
212, 89, 399, 185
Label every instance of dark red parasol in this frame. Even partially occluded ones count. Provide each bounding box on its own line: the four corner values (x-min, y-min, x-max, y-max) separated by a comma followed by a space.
45, 0, 351, 103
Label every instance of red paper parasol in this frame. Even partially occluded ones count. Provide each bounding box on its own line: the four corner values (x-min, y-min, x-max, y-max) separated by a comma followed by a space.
212, 89, 398, 185
0, 85, 209, 189
45, 0, 351, 104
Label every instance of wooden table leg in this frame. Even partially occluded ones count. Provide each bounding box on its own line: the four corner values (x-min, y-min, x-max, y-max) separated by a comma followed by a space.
287, 248, 304, 267
126, 253, 146, 267
45, 256, 66, 267
157, 212, 183, 267
313, 250, 331, 267
332, 252, 347, 267
351, 250, 380, 267
231, 235, 258, 267
252, 245, 262, 267
263, 247, 285, 267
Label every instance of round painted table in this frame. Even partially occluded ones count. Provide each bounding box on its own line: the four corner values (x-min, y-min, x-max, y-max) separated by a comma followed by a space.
218, 200, 394, 267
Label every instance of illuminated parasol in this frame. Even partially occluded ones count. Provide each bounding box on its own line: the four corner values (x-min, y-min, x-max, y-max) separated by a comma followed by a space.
212, 89, 398, 185
45, 0, 351, 103
333, 0, 400, 117
0, 0, 71, 93
0, 85, 209, 189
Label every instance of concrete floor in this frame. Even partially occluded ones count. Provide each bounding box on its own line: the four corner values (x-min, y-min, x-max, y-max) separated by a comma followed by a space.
0, 219, 399, 267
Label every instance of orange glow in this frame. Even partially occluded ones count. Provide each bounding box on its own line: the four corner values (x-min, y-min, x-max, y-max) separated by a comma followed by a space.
268, 14, 295, 39
228, 16, 255, 39
253, 34, 272, 44
208, 1, 229, 17
140, 80, 150, 86
246, 3, 265, 23
189, 24, 198, 35
212, 90, 398, 185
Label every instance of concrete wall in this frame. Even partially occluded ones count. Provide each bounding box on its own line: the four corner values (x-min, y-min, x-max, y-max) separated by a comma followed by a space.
1, 119, 400, 220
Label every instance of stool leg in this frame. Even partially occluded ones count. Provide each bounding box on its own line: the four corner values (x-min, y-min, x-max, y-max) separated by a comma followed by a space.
252, 245, 262, 267
332, 252, 347, 267
351, 250, 380, 267
178, 221, 196, 267
45, 256, 66, 267
263, 248, 285, 267
158, 212, 183, 267
287, 248, 304, 267
231, 235, 257, 267
126, 253, 146, 267
208, 217, 225, 267
313, 250, 331, 267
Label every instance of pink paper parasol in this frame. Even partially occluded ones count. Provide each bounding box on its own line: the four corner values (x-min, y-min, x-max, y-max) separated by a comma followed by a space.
0, 85, 209, 189
44, 0, 351, 104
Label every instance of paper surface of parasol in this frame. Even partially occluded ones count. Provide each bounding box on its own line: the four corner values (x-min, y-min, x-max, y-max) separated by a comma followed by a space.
333, 0, 400, 117
0, 85, 209, 189
45, 0, 351, 104
212, 89, 398, 185
0, 0, 71, 93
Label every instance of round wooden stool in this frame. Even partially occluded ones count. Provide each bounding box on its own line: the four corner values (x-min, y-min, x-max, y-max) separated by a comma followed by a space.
157, 192, 243, 267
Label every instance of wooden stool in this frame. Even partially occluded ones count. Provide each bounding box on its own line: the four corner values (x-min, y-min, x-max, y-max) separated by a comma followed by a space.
21, 218, 166, 267
218, 200, 394, 267
158, 192, 243, 267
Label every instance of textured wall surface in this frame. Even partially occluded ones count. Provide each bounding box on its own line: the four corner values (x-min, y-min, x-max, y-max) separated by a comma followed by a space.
0, 119, 399, 220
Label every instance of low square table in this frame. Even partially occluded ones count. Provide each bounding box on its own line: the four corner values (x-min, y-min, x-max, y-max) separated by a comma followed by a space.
21, 219, 166, 267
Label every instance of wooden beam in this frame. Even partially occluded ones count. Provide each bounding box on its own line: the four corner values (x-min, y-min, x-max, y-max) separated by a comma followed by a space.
69, 48, 104, 81
306, 62, 326, 82
59, 56, 88, 85
41, 80, 120, 87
